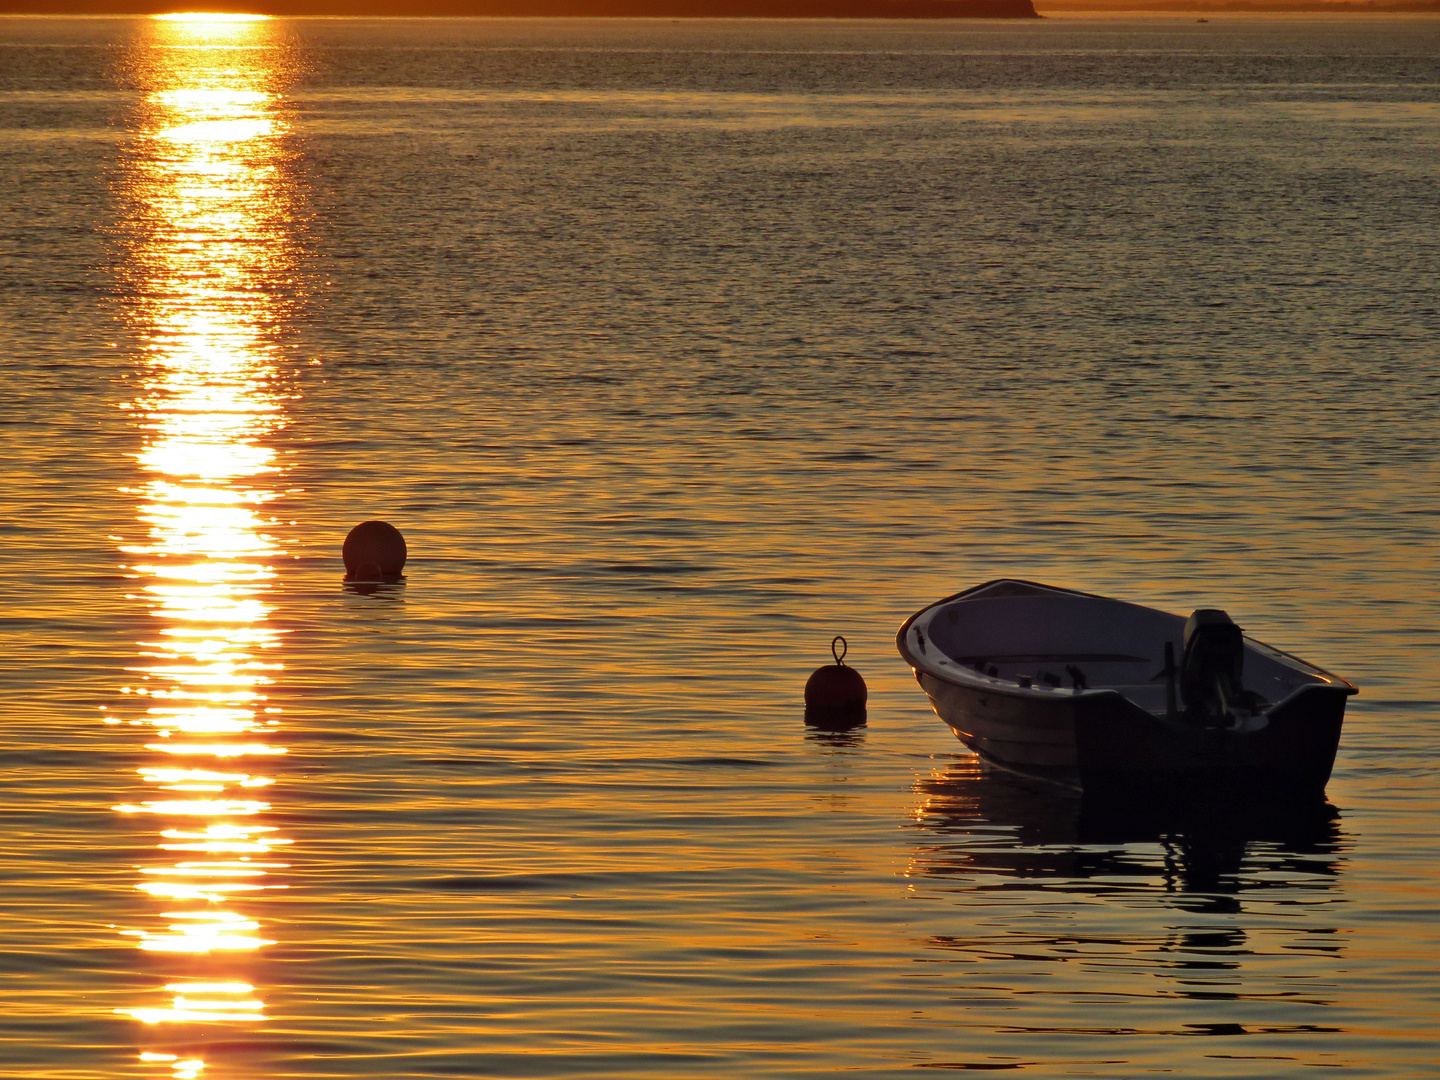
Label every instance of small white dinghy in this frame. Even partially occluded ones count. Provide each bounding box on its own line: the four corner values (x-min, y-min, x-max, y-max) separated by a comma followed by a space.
897, 579, 1357, 796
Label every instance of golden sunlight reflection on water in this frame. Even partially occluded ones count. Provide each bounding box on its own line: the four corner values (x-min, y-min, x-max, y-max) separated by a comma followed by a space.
3, 14, 1435, 1075
113, 14, 296, 1075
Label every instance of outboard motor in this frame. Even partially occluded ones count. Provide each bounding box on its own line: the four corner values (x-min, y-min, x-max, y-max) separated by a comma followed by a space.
1180, 609, 1246, 727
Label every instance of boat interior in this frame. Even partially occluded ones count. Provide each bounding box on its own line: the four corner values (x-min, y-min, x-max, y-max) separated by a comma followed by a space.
913, 586, 1337, 716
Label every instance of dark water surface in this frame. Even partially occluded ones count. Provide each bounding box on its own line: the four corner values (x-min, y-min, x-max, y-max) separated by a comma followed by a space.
2, 13, 1439, 1078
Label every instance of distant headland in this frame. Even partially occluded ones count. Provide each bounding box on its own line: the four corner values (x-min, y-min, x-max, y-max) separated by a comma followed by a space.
0, 0, 1041, 16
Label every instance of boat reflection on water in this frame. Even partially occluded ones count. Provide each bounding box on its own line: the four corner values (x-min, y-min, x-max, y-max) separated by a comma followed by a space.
110, 13, 300, 1080
910, 759, 1343, 905
905, 759, 1347, 1032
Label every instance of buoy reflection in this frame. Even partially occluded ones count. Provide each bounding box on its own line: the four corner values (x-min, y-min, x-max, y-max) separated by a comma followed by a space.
113, 14, 297, 1074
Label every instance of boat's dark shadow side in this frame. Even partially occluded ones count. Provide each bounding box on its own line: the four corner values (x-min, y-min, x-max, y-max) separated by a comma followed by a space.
1073, 683, 1348, 802
910, 758, 1344, 900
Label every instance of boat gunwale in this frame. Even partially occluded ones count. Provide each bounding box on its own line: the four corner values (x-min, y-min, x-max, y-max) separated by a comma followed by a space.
896, 579, 1358, 710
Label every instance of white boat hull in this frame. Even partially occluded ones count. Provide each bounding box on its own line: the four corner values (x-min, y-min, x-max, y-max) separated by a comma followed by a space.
899, 580, 1356, 797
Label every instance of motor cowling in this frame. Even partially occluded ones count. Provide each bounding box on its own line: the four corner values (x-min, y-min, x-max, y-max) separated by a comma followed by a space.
1180, 608, 1246, 726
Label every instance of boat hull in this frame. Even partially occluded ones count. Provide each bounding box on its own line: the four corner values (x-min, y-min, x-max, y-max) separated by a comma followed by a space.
918, 670, 1083, 787
918, 669, 1348, 797
1073, 684, 1346, 798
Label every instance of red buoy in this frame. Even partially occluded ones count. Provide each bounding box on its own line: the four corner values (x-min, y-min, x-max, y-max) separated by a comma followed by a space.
804, 636, 867, 729
343, 520, 407, 581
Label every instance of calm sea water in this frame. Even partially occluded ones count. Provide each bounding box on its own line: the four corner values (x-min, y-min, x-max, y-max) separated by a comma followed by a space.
2, 12, 1439, 1079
